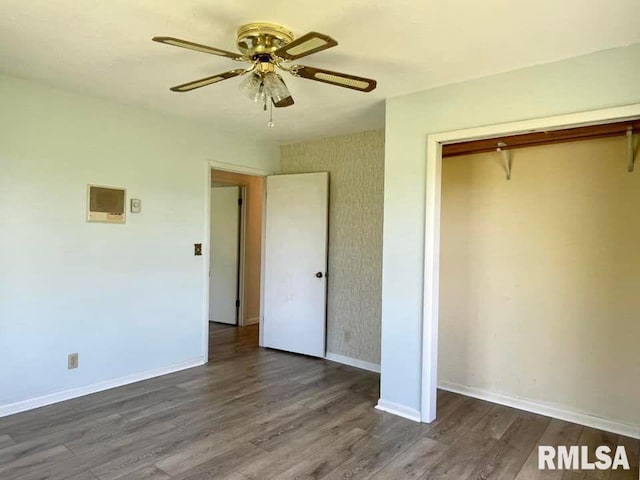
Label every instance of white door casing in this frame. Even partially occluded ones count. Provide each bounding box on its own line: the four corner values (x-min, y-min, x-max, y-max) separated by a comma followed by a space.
421, 104, 640, 430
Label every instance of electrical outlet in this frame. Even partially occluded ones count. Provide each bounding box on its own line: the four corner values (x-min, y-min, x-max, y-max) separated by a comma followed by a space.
68, 353, 79, 370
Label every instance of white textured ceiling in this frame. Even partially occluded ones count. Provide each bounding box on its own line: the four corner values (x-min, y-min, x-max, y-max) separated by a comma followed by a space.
1, 0, 639, 143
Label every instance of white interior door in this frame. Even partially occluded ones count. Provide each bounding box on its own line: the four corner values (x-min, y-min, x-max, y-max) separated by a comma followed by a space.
263, 172, 329, 358
210, 186, 240, 325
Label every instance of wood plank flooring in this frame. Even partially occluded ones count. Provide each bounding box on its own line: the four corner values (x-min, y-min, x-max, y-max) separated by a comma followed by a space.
0, 322, 637, 479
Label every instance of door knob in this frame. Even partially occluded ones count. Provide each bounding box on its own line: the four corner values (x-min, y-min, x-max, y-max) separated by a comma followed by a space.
315, 272, 323, 278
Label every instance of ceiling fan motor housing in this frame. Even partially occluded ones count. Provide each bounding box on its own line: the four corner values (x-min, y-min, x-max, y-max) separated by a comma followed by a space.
236, 22, 294, 58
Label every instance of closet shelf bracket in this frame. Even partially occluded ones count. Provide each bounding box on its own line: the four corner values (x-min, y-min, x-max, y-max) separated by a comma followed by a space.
497, 141, 511, 180
627, 127, 637, 173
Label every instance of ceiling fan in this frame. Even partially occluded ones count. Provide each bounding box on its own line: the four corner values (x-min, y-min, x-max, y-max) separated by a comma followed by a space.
152, 23, 377, 115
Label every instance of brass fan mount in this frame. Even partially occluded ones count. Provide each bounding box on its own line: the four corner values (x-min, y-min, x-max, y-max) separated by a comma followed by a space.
236, 22, 294, 57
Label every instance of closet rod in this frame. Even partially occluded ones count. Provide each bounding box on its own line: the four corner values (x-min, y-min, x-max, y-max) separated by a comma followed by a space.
443, 119, 640, 158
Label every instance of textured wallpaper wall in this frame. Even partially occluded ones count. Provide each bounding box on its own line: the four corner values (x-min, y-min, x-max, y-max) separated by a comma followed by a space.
280, 130, 384, 364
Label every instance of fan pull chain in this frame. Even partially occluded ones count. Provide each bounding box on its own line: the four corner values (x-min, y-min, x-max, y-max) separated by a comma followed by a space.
267, 100, 274, 128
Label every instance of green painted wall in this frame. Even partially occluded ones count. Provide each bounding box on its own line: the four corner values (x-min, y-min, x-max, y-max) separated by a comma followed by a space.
380, 43, 640, 414
0, 74, 278, 409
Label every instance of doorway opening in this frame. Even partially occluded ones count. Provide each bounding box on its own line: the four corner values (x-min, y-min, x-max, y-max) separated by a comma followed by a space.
420, 104, 640, 439
206, 164, 331, 364
209, 167, 266, 361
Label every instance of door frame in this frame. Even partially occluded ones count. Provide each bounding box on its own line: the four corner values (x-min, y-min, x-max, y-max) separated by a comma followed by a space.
203, 160, 273, 360
420, 103, 640, 426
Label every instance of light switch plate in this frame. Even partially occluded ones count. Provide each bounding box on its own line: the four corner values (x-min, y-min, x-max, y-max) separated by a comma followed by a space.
130, 198, 141, 213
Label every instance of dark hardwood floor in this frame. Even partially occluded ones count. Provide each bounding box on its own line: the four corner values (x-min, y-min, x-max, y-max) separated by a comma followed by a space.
0, 322, 637, 479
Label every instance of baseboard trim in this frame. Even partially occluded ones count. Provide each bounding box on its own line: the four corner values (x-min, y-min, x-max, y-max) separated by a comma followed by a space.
325, 352, 380, 373
244, 317, 260, 326
439, 381, 640, 440
0, 357, 207, 418
375, 399, 421, 422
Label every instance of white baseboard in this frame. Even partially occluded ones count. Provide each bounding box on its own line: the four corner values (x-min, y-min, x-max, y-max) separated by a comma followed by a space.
325, 352, 380, 373
244, 317, 260, 326
375, 399, 421, 422
439, 381, 640, 440
0, 357, 206, 418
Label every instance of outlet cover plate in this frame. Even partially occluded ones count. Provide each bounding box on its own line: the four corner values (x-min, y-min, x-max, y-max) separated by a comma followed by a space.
68, 353, 78, 369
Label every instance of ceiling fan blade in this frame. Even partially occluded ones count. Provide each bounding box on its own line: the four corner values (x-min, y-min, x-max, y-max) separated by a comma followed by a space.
273, 32, 337, 61
291, 66, 377, 92
272, 77, 294, 107
170, 69, 246, 92
153, 36, 245, 61
273, 95, 295, 108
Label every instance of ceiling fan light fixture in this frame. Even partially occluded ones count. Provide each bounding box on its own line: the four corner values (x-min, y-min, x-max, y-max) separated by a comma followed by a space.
262, 72, 290, 103
239, 73, 265, 102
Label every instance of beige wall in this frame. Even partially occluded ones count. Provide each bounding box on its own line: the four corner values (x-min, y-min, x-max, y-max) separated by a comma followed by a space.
211, 169, 264, 325
439, 135, 640, 428
280, 130, 384, 365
